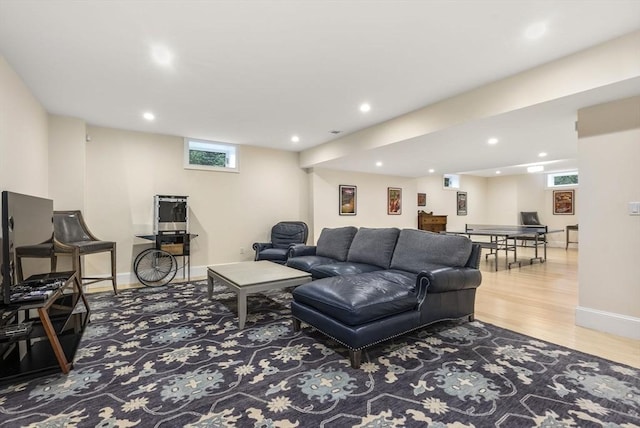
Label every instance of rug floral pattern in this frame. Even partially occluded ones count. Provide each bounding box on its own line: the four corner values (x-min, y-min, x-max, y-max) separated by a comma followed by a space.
0, 281, 638, 427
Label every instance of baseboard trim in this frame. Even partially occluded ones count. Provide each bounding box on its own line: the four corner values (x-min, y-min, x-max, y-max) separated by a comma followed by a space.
575, 306, 640, 340
85, 265, 209, 293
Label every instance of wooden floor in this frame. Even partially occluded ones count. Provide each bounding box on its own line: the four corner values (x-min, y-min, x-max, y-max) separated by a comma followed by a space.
475, 246, 640, 368
92, 246, 640, 369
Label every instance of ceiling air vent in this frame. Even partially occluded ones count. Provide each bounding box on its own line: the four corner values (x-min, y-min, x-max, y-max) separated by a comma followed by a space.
329, 130, 342, 134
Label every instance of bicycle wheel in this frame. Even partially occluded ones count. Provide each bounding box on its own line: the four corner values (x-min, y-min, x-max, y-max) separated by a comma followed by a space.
134, 249, 177, 286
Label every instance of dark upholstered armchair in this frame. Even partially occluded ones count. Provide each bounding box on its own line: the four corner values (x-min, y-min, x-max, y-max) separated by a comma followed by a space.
53, 210, 117, 294
253, 221, 309, 264
519, 211, 544, 247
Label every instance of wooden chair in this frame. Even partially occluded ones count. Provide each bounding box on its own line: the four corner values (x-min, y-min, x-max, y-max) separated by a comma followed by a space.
53, 210, 117, 294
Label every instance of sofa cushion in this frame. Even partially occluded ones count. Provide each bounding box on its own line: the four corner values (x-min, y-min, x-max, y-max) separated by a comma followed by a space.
315, 226, 358, 261
310, 262, 383, 279
390, 229, 472, 274
292, 270, 417, 326
347, 227, 400, 269
286, 255, 337, 273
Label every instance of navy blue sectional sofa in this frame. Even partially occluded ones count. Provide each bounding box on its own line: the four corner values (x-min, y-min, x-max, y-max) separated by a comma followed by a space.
287, 227, 482, 368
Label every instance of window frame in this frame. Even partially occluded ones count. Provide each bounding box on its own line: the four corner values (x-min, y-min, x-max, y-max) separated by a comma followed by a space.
183, 138, 239, 173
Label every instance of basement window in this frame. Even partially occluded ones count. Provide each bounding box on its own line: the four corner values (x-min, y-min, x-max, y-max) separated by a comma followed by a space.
547, 171, 578, 188
443, 174, 460, 189
184, 138, 239, 172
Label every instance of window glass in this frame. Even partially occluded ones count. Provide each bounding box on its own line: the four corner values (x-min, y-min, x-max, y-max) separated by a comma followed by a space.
184, 138, 238, 172
547, 171, 578, 188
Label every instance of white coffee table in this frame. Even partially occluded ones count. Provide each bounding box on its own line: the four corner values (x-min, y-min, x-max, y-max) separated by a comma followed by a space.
207, 261, 311, 329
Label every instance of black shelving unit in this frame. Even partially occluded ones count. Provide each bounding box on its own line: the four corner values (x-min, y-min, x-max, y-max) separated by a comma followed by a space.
0, 271, 90, 383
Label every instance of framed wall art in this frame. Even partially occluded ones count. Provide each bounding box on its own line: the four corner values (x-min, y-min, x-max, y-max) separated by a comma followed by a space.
339, 185, 357, 216
417, 193, 426, 207
553, 189, 574, 215
457, 191, 467, 216
388, 187, 402, 215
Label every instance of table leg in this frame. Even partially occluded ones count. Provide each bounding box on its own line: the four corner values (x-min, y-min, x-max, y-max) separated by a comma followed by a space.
508, 237, 522, 269
207, 273, 214, 299
37, 307, 72, 374
237, 290, 247, 330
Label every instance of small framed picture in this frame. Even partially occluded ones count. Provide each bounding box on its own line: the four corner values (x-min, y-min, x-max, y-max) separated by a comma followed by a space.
339, 185, 357, 216
553, 189, 574, 215
457, 191, 467, 216
417, 193, 426, 207
388, 187, 402, 215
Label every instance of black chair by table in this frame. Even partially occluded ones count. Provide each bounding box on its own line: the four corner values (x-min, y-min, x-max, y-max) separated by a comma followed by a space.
53, 210, 117, 294
253, 221, 309, 264
519, 211, 545, 248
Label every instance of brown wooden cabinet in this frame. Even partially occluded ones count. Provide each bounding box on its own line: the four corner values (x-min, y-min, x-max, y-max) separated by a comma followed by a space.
418, 212, 447, 233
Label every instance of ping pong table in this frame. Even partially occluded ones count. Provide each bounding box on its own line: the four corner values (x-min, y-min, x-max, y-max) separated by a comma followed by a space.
447, 224, 562, 271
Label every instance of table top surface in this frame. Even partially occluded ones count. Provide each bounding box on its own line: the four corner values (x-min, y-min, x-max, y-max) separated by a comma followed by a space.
448, 225, 563, 237
207, 260, 310, 287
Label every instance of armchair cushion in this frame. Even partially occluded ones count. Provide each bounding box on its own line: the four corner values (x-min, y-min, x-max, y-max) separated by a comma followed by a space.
315, 226, 358, 261
520, 211, 541, 225
53, 213, 92, 243
271, 221, 309, 249
254, 247, 289, 262
70, 240, 116, 253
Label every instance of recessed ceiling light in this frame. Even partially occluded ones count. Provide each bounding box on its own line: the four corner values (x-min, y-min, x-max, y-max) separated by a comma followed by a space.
496, 171, 502, 174
375, 161, 383, 167
143, 112, 155, 121
524, 21, 548, 40
291, 135, 300, 143
428, 169, 435, 173
538, 152, 547, 157
151, 45, 173, 66
527, 165, 544, 173
359, 103, 371, 113
488, 138, 498, 145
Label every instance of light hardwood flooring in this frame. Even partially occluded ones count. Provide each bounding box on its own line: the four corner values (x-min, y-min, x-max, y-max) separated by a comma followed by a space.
474, 246, 640, 369
91, 246, 640, 369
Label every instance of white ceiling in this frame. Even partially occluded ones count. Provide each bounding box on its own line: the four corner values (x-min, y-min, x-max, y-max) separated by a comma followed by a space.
1, 0, 639, 177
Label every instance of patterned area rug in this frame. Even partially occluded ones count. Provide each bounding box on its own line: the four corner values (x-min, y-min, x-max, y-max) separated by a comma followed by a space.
0, 281, 638, 427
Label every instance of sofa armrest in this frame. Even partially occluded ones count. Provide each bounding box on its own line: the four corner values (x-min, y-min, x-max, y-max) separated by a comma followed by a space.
415, 267, 482, 307
289, 244, 317, 258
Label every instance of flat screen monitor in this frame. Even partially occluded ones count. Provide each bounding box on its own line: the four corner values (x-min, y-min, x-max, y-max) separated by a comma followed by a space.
1, 191, 54, 305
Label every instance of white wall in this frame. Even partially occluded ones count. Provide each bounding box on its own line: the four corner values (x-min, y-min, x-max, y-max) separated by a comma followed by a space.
577, 127, 640, 337
309, 168, 416, 241
83, 125, 310, 283
0, 56, 49, 197
48, 115, 86, 210
518, 174, 579, 246
415, 174, 488, 231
